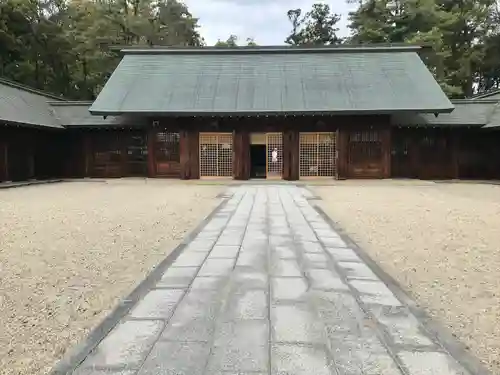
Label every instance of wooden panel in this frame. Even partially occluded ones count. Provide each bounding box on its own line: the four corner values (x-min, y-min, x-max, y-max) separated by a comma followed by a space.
337, 129, 349, 179
147, 129, 156, 177
417, 131, 452, 179
7, 130, 35, 181
233, 129, 250, 180
347, 130, 384, 178
123, 132, 147, 176
199, 133, 233, 178
266, 132, 283, 179
189, 130, 200, 179
283, 129, 299, 181
391, 130, 416, 178
250, 133, 266, 145
299, 132, 336, 178
179, 130, 189, 179
0, 140, 7, 182
154, 130, 180, 177
381, 127, 391, 178
83, 133, 91, 177
89, 132, 123, 178
457, 130, 500, 179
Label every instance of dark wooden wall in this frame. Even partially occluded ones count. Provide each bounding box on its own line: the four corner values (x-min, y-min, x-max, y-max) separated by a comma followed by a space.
5, 117, 499, 184
58, 115, 394, 181
391, 128, 500, 180
0, 126, 64, 182
336, 117, 391, 179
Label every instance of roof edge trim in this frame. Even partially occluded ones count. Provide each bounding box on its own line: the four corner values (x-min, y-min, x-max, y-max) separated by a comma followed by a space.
451, 99, 500, 104
89, 107, 454, 117
119, 44, 426, 55
0, 77, 68, 101
49, 101, 94, 106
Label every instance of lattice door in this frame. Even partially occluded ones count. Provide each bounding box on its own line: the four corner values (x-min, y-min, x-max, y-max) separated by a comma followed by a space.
299, 132, 336, 178
199, 133, 233, 178
266, 132, 283, 179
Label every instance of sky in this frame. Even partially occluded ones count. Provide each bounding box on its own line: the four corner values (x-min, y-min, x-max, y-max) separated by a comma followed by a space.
183, 0, 356, 46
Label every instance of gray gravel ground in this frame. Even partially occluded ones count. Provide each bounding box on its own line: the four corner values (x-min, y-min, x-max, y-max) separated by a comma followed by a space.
313, 181, 500, 374
0, 179, 221, 375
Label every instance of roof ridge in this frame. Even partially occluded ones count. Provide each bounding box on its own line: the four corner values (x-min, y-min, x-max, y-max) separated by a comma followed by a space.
470, 88, 500, 99
119, 44, 425, 55
0, 77, 68, 101
48, 100, 93, 106
451, 98, 500, 104
485, 101, 500, 125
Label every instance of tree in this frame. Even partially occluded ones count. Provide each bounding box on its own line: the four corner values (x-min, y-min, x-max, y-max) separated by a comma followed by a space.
215, 34, 238, 47
347, 0, 498, 97
0, 0, 204, 99
285, 4, 342, 45
214, 35, 258, 47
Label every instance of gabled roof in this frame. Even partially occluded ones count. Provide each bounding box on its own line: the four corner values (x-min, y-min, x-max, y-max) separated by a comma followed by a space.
0, 78, 65, 129
89, 45, 454, 116
392, 99, 498, 128
483, 102, 500, 128
470, 89, 500, 100
49, 101, 147, 127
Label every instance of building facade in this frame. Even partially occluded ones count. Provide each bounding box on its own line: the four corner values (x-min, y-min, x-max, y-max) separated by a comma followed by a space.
1, 45, 500, 183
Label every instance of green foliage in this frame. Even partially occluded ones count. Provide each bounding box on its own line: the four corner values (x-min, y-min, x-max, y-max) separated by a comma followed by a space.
285, 4, 342, 45
346, 0, 499, 97
0, 0, 203, 99
215, 35, 258, 47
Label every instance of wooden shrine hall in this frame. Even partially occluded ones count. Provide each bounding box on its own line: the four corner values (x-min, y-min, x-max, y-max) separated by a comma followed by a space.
1, 45, 500, 183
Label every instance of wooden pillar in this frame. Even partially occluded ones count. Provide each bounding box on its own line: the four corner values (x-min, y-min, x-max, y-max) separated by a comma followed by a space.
381, 126, 392, 178
83, 132, 91, 177
283, 129, 299, 181
28, 134, 35, 179
450, 130, 460, 179
337, 128, 349, 179
179, 130, 189, 179
120, 132, 127, 177
180, 129, 199, 179
0, 141, 8, 182
189, 130, 200, 179
233, 128, 250, 180
147, 128, 156, 178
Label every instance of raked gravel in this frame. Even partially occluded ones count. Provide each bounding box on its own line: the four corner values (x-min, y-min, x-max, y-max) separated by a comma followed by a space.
313, 181, 500, 374
0, 179, 221, 375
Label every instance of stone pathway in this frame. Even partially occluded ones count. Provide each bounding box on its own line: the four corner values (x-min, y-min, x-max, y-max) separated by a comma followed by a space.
72, 185, 472, 375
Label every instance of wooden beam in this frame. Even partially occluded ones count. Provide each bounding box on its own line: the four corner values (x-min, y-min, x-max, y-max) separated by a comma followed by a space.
283, 129, 299, 181
147, 128, 156, 178
189, 130, 200, 179
450, 130, 460, 179
233, 127, 250, 180
0, 141, 8, 182
83, 133, 91, 177
381, 126, 392, 178
179, 129, 190, 179
336, 128, 349, 179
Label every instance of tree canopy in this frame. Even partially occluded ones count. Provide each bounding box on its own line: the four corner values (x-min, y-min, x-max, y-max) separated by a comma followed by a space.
2, 0, 500, 99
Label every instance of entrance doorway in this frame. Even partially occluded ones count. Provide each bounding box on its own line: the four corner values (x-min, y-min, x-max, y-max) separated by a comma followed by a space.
250, 144, 266, 178
249, 132, 283, 179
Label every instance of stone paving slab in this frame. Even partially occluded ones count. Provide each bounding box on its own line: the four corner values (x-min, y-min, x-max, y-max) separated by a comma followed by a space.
70, 185, 479, 375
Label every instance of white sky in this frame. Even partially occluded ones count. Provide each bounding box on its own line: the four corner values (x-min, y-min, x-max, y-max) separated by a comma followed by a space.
183, 0, 356, 45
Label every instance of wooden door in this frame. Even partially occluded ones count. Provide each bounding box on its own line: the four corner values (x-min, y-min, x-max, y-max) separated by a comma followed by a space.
154, 131, 180, 177
417, 133, 452, 179
299, 132, 336, 179
347, 130, 384, 178
391, 132, 415, 178
90, 133, 122, 178
266, 132, 283, 179
199, 133, 233, 178
124, 132, 148, 176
